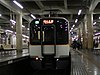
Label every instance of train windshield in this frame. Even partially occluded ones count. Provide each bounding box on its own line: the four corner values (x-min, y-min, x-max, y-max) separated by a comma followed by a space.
30, 18, 69, 45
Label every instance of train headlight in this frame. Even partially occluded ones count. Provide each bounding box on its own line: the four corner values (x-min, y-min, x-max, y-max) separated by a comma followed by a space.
36, 57, 39, 60
56, 59, 59, 61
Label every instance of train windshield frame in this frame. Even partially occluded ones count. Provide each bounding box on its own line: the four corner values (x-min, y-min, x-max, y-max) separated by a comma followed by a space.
30, 18, 69, 45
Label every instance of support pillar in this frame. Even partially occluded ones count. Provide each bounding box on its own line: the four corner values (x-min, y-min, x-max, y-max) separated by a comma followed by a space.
6, 37, 9, 45
82, 21, 87, 49
16, 14, 22, 54
0, 26, 1, 44
86, 12, 93, 50
78, 23, 83, 48
78, 27, 81, 40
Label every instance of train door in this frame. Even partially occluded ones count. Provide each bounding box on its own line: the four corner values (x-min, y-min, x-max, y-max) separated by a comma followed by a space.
41, 25, 56, 69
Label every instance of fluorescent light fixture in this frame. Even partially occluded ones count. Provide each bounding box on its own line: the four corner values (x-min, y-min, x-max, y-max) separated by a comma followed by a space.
94, 30, 97, 32
22, 34, 29, 38
70, 30, 72, 32
22, 25, 25, 28
71, 27, 73, 30
0, 14, 2, 16
27, 28, 29, 30
49, 14, 50, 17
13, 0, 23, 9
15, 32, 16, 34
71, 32, 73, 34
72, 25, 75, 27
11, 26, 14, 28
10, 19, 16, 25
95, 32, 100, 35
99, 17, 100, 19
10, 19, 16, 23
31, 14, 36, 19
5, 30, 13, 33
78, 9, 82, 15
75, 19, 78, 23
93, 22, 96, 25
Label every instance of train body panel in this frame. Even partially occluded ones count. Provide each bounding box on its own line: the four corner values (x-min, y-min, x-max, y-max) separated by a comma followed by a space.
56, 45, 70, 57
29, 45, 41, 57
29, 45, 70, 58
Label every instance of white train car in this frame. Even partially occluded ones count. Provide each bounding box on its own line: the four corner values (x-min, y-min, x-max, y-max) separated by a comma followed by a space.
29, 17, 71, 72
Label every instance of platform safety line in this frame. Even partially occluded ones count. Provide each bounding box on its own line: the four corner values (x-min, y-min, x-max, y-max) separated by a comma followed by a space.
76, 50, 100, 70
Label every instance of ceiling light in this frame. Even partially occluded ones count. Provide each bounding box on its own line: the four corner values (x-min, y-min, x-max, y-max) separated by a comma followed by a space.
13, 0, 23, 9
31, 14, 36, 19
5, 30, 13, 33
11, 26, 14, 28
71, 32, 73, 34
10, 19, 16, 25
78, 9, 82, 15
22, 34, 29, 38
71, 27, 73, 30
0, 14, 2, 16
10, 19, 16, 23
22, 25, 25, 28
70, 30, 72, 32
49, 14, 50, 17
75, 19, 78, 23
99, 17, 100, 19
27, 28, 29, 30
72, 25, 75, 27
94, 30, 96, 32
95, 32, 100, 35
93, 22, 96, 25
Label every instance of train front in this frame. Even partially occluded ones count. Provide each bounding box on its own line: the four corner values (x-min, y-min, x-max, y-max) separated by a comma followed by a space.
29, 17, 71, 73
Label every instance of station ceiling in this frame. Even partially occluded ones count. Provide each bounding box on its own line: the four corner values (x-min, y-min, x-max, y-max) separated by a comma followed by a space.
0, 0, 100, 36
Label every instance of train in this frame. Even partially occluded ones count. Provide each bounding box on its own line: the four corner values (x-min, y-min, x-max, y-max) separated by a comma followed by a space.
29, 17, 71, 72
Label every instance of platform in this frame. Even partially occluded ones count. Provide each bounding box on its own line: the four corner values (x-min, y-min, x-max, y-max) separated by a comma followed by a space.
72, 49, 100, 75
71, 50, 88, 75
0, 49, 100, 75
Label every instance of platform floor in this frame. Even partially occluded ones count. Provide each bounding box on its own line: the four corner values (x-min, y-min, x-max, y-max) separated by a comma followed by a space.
71, 49, 100, 75
71, 50, 88, 75
0, 49, 100, 75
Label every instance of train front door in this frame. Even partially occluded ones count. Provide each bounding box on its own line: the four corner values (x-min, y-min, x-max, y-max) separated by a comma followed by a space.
41, 25, 56, 69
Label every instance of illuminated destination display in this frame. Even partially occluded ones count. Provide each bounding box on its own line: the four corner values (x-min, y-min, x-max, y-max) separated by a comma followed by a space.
43, 20, 54, 24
